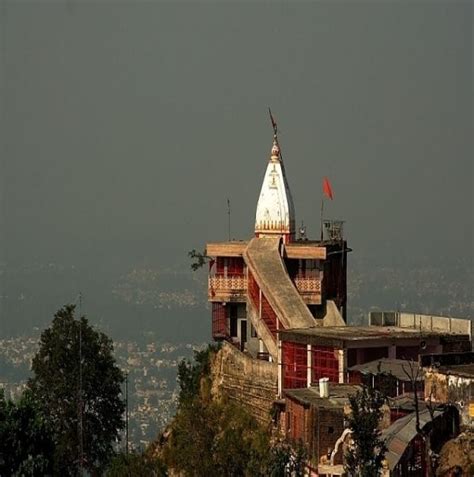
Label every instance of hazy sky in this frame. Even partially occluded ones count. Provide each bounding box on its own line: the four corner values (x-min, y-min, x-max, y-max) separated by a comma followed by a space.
1, 1, 472, 269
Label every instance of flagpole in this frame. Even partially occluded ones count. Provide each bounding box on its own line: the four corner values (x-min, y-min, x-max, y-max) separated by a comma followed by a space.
320, 197, 324, 242
227, 198, 231, 241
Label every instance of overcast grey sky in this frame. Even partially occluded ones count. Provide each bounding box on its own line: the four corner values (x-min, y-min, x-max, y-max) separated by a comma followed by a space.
1, 1, 472, 268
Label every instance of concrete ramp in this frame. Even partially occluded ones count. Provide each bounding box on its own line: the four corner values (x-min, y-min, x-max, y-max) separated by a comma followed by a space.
244, 238, 346, 359
244, 237, 316, 336
246, 298, 278, 359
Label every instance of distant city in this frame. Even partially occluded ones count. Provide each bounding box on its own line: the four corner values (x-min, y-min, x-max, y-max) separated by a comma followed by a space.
0, 334, 205, 449
0, 255, 472, 447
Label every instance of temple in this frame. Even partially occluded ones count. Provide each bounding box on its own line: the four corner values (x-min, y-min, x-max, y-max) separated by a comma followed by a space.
204, 119, 472, 476
207, 130, 348, 362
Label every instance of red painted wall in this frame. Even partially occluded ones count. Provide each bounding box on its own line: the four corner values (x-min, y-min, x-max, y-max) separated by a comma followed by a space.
311, 346, 339, 383
283, 341, 307, 388
212, 302, 227, 339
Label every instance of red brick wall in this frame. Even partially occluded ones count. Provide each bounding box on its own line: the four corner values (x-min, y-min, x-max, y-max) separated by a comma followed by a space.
285, 396, 308, 442
285, 398, 346, 465
314, 407, 345, 464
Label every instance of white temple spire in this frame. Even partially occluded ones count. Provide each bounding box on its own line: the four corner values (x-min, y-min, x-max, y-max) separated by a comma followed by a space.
254, 131, 296, 243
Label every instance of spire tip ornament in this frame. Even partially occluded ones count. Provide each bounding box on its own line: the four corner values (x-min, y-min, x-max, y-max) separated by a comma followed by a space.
271, 136, 280, 162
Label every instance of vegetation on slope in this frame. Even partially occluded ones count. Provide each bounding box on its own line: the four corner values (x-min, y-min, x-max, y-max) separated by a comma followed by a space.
159, 344, 305, 477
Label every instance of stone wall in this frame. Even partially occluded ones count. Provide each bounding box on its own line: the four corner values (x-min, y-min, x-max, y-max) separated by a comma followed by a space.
210, 341, 278, 425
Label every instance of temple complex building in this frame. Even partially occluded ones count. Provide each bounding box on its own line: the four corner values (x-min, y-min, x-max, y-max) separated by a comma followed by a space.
203, 121, 472, 475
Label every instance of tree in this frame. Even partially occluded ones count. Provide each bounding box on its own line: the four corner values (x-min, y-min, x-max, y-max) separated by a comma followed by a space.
402, 359, 439, 477
176, 343, 220, 406
345, 386, 387, 477
188, 249, 210, 271
28, 304, 125, 475
106, 451, 168, 477
0, 388, 55, 476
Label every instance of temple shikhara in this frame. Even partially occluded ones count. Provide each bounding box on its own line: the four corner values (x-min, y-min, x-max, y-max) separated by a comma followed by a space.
202, 116, 473, 476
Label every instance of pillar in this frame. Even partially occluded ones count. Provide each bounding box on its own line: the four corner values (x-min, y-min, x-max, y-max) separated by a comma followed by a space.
338, 349, 347, 384
307, 344, 312, 388
278, 339, 283, 398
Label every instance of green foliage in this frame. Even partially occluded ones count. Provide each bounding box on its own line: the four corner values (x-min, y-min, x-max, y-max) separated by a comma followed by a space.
264, 440, 306, 477
165, 344, 304, 476
344, 386, 387, 477
163, 396, 304, 476
28, 304, 125, 475
165, 398, 251, 475
0, 389, 55, 476
188, 249, 210, 271
106, 451, 168, 477
177, 343, 220, 406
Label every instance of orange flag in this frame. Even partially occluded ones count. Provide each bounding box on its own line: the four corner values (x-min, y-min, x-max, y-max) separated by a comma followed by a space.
323, 177, 334, 200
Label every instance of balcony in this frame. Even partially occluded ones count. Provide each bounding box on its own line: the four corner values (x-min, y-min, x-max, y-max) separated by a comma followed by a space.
293, 277, 322, 304
208, 275, 247, 302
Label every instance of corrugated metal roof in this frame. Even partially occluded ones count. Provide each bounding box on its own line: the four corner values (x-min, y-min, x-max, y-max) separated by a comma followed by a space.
348, 358, 422, 382
382, 408, 442, 470
284, 384, 360, 408
388, 394, 427, 412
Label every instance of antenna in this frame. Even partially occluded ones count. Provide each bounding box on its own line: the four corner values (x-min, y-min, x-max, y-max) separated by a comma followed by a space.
227, 198, 231, 241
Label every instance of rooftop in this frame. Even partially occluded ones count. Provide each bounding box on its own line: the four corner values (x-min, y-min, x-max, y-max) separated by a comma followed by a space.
206, 240, 329, 259
421, 351, 474, 370
435, 363, 474, 379
382, 408, 443, 470
279, 326, 468, 348
284, 383, 361, 408
388, 394, 427, 412
348, 358, 422, 382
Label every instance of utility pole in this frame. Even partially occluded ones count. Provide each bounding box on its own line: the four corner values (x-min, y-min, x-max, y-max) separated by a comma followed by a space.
78, 292, 84, 476
125, 372, 129, 454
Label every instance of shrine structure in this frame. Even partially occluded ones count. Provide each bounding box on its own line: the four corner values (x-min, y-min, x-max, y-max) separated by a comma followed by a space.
203, 117, 471, 475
